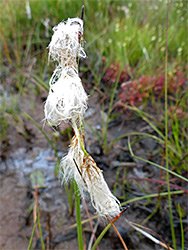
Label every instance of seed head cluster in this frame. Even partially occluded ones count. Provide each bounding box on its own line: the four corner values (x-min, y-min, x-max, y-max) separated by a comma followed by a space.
44, 17, 121, 218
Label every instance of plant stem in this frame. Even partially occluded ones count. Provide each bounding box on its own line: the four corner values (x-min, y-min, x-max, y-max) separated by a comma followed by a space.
74, 181, 83, 250
28, 218, 38, 250
121, 190, 184, 206
65, 182, 74, 215
91, 223, 112, 250
107, 216, 128, 250
128, 137, 188, 183
22, 112, 58, 158
103, 68, 122, 153
165, 1, 177, 249
37, 208, 45, 250
178, 203, 184, 250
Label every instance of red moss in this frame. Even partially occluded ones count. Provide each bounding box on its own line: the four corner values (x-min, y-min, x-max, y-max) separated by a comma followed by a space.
119, 69, 187, 106
103, 62, 133, 85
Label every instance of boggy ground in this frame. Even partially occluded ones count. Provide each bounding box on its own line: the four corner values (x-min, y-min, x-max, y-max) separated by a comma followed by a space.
0, 90, 187, 250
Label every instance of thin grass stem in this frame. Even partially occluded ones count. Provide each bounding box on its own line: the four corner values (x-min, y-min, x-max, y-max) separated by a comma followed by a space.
121, 190, 184, 207
91, 223, 112, 250
22, 112, 58, 158
74, 181, 84, 250
107, 216, 128, 250
27, 218, 38, 250
65, 182, 74, 215
109, 132, 164, 151
37, 208, 45, 250
83, 199, 99, 250
103, 68, 123, 153
128, 137, 188, 183
165, 2, 177, 249
128, 221, 174, 250
178, 203, 184, 250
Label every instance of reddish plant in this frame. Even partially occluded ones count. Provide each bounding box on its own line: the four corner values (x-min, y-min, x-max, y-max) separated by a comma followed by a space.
168, 106, 186, 119
103, 62, 133, 85
119, 68, 187, 107
103, 62, 187, 108
103, 62, 120, 85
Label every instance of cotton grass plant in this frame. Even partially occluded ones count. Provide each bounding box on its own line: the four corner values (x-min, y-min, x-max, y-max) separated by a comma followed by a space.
44, 8, 121, 221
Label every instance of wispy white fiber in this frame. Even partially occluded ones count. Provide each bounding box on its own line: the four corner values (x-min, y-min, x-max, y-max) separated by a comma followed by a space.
44, 72, 88, 126
45, 17, 121, 219
48, 17, 86, 71
61, 123, 121, 218
44, 17, 88, 125
61, 134, 86, 194
81, 155, 121, 218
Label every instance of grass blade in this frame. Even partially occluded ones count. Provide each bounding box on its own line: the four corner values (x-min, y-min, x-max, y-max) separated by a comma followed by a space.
107, 216, 128, 250
74, 181, 83, 250
164, 2, 177, 249
91, 223, 112, 250
28, 218, 38, 250
121, 190, 184, 207
128, 221, 174, 250
37, 209, 45, 250
178, 203, 184, 250
128, 137, 188, 183
22, 112, 58, 158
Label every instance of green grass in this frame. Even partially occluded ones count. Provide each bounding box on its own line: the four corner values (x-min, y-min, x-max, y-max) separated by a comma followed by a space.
1, 1, 187, 82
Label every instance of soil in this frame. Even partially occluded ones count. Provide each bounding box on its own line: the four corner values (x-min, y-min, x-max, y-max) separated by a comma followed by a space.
0, 89, 187, 250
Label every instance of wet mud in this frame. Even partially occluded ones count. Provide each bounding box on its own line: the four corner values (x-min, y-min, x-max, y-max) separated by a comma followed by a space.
0, 94, 187, 250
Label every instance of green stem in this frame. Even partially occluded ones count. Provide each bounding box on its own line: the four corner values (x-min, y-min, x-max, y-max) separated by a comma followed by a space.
91, 223, 112, 250
22, 112, 58, 158
165, 2, 177, 249
103, 68, 123, 153
128, 138, 188, 182
140, 203, 160, 225
28, 218, 38, 250
73, 118, 88, 156
37, 208, 45, 250
78, 129, 88, 156
109, 132, 164, 151
178, 203, 184, 250
65, 182, 74, 215
121, 190, 184, 206
74, 181, 83, 250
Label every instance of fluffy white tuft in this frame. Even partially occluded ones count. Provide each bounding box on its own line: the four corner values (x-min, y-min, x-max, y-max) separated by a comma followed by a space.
81, 155, 121, 218
44, 72, 88, 125
46, 17, 121, 219
61, 134, 87, 196
48, 17, 86, 72
61, 131, 121, 218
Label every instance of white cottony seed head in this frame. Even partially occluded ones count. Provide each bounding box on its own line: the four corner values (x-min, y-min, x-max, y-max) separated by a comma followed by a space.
44, 72, 88, 126
44, 17, 88, 126
46, 16, 121, 219
61, 134, 87, 196
61, 132, 121, 218
81, 155, 121, 218
48, 17, 86, 72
